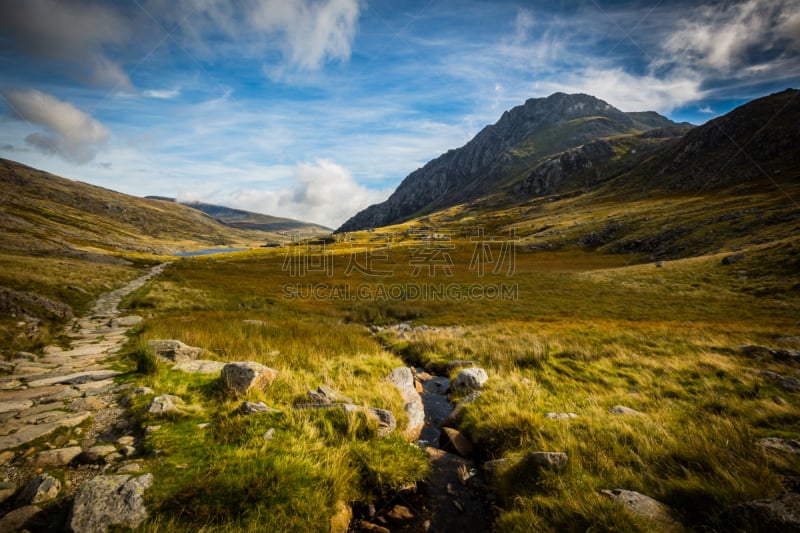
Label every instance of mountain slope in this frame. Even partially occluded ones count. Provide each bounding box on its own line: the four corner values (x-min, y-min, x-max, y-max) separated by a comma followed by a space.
146, 198, 331, 235
0, 158, 270, 255
337, 93, 689, 232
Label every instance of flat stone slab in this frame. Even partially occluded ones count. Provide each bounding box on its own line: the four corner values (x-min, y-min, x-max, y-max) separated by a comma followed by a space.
0, 385, 68, 402
173, 360, 226, 374
25, 370, 122, 388
0, 412, 90, 451
0, 400, 33, 413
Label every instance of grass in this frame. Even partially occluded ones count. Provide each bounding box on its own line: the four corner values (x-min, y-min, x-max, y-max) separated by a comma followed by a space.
110, 226, 800, 531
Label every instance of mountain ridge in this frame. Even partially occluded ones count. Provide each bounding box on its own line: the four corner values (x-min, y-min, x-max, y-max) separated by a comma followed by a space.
337, 92, 690, 232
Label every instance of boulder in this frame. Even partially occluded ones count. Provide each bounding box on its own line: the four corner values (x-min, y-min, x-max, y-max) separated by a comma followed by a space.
69, 474, 153, 533
545, 412, 578, 419
740, 345, 776, 357
722, 253, 745, 265
221, 362, 279, 394
523, 451, 568, 472
0, 482, 16, 504
120, 386, 155, 407
18, 473, 60, 504
366, 407, 396, 438
386, 367, 425, 440
0, 505, 41, 532
600, 489, 683, 531
760, 370, 800, 392
147, 339, 204, 363
452, 367, 488, 391
443, 391, 482, 428
732, 492, 800, 532
439, 427, 474, 458
242, 319, 268, 326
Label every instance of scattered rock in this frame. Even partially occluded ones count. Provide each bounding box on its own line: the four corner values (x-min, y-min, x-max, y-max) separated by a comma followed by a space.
294, 403, 396, 437
116, 435, 135, 446
439, 427, 474, 458
739, 345, 775, 357
221, 362, 279, 394
307, 384, 352, 404
69, 474, 153, 533
483, 458, 511, 482
600, 489, 683, 531
109, 315, 143, 327
358, 520, 390, 533
758, 437, 800, 455
242, 319, 268, 326
330, 501, 352, 533
732, 492, 800, 532
446, 360, 478, 374
452, 367, 489, 392
722, 253, 745, 265
173, 359, 226, 374
239, 401, 281, 415
386, 367, 425, 440
34, 445, 83, 466
0, 450, 13, 465
263, 428, 276, 441
610, 405, 644, 415
145, 394, 194, 416
545, 412, 578, 419
366, 407, 396, 438
18, 473, 60, 504
0, 400, 34, 413
386, 504, 415, 522
0, 505, 41, 532
116, 462, 142, 473
760, 370, 800, 392
774, 349, 800, 363
147, 339, 204, 363
523, 451, 568, 472
120, 387, 155, 407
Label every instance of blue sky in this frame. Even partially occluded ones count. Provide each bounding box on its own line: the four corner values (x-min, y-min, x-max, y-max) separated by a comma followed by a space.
1, 0, 798, 227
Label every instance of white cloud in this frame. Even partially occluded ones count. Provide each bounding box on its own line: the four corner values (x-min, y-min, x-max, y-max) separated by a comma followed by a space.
2, 89, 111, 164
660, 0, 800, 74
0, 0, 133, 90
143, 88, 182, 99
539, 67, 705, 113
249, 0, 361, 70
216, 160, 389, 228
698, 105, 714, 114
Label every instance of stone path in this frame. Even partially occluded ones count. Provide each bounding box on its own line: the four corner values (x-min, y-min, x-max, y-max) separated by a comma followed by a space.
0, 263, 165, 475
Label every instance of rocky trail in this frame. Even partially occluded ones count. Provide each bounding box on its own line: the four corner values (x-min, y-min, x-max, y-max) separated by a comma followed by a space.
0, 263, 166, 532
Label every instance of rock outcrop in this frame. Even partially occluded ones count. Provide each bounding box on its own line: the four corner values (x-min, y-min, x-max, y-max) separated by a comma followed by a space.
69, 474, 153, 533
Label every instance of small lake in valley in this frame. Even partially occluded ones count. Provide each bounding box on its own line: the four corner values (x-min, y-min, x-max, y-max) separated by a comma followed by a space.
174, 248, 247, 257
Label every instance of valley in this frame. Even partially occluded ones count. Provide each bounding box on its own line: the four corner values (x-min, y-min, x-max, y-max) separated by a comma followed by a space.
0, 89, 798, 532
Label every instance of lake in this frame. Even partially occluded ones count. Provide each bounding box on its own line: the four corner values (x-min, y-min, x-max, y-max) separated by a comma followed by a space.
174, 248, 247, 257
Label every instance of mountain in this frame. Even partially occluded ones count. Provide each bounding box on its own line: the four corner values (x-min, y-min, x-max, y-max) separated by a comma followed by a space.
146, 197, 331, 235
337, 92, 691, 232
0, 158, 271, 256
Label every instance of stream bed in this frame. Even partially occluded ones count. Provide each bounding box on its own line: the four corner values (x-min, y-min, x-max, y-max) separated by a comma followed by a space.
354, 369, 493, 532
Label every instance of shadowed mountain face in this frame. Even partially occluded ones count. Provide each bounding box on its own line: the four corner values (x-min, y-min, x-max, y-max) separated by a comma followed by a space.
146, 198, 331, 235
336, 92, 691, 232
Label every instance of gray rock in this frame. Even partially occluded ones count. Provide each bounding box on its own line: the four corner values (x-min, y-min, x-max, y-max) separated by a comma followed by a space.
147, 339, 204, 363
760, 370, 800, 392
307, 384, 352, 404
732, 492, 800, 532
120, 387, 155, 407
452, 367, 489, 391
18, 473, 60, 504
483, 458, 511, 481
523, 451, 568, 472
242, 319, 268, 326
173, 359, 226, 374
0, 505, 41, 532
774, 349, 800, 363
758, 437, 800, 455
610, 405, 644, 415
545, 412, 578, 419
221, 362, 279, 394
145, 394, 192, 416
367, 407, 396, 438
739, 345, 776, 357
239, 401, 280, 415
600, 489, 682, 531
69, 474, 153, 533
386, 367, 425, 440
34, 445, 83, 466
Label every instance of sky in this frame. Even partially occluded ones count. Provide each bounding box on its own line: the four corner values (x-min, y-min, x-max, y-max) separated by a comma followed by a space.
1, 0, 799, 228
